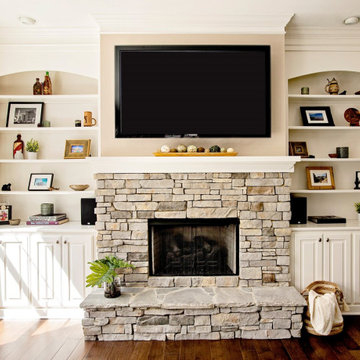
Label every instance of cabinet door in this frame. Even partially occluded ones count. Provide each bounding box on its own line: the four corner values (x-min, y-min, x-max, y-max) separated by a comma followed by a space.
323, 232, 352, 303
0, 233, 29, 307
30, 234, 62, 307
61, 234, 93, 307
352, 232, 360, 306
294, 232, 323, 292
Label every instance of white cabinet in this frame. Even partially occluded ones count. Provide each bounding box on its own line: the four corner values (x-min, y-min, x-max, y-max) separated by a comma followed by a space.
294, 230, 352, 304
30, 234, 62, 307
62, 234, 93, 307
0, 233, 29, 307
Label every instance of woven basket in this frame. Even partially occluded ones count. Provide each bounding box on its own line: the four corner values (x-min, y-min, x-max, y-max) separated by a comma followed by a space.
301, 281, 344, 336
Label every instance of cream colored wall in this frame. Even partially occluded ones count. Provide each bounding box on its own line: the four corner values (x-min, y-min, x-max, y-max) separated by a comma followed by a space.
100, 34, 287, 156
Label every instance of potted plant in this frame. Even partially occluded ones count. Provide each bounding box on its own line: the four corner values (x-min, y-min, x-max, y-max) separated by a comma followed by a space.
86, 256, 135, 298
355, 202, 360, 221
26, 138, 39, 160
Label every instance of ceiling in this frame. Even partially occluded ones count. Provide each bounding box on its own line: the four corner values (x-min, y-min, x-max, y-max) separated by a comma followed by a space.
0, 0, 359, 30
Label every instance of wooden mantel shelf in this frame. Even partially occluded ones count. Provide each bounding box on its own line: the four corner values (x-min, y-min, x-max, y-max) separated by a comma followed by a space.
87, 156, 301, 174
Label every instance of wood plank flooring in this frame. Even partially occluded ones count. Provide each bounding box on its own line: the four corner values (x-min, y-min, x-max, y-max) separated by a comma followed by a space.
0, 316, 359, 360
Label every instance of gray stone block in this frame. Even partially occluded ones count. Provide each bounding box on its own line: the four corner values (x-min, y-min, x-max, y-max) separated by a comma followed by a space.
169, 315, 194, 326
137, 316, 169, 325
273, 319, 291, 329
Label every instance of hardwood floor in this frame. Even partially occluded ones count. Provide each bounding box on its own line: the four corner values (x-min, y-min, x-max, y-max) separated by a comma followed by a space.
0, 316, 359, 360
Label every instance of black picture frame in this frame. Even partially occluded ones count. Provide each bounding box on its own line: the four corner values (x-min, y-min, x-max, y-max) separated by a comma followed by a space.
0, 204, 12, 225
6, 102, 44, 128
28, 173, 54, 191
300, 106, 334, 126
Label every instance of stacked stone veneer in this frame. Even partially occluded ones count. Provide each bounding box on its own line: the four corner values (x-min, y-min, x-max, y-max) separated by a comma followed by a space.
95, 172, 291, 287
81, 287, 306, 341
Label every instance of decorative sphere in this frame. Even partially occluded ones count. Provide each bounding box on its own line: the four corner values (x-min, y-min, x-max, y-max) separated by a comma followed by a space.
160, 145, 170, 153
227, 147, 234, 153
177, 144, 187, 152
220, 147, 226, 153
170, 148, 177, 152
187, 145, 197, 153
209, 145, 221, 152
197, 147, 205, 152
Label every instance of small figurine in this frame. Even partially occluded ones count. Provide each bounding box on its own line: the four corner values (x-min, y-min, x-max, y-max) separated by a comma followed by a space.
325, 78, 339, 95
13, 134, 24, 159
339, 90, 347, 95
355, 171, 360, 190
1, 183, 11, 191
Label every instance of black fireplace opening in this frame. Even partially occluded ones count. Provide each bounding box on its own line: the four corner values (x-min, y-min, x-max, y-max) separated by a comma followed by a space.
148, 218, 239, 277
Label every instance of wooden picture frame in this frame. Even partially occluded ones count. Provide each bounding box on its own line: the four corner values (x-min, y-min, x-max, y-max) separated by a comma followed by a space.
64, 139, 91, 159
300, 106, 334, 127
0, 204, 12, 225
28, 173, 54, 191
289, 141, 308, 157
306, 166, 335, 190
6, 102, 44, 127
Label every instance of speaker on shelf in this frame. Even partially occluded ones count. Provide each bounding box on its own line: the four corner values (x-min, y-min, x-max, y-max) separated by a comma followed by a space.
290, 196, 307, 224
81, 198, 96, 225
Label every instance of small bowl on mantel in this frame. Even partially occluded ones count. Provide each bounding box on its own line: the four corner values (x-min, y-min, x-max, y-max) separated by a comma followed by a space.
69, 184, 89, 191
9, 219, 21, 226
328, 153, 338, 158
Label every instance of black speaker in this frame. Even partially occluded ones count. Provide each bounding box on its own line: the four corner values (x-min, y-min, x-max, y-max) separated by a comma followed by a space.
81, 198, 96, 225
290, 196, 307, 224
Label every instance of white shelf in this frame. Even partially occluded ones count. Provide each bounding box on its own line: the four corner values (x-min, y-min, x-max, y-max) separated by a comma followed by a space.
289, 94, 360, 99
291, 189, 360, 194
0, 94, 98, 103
299, 158, 360, 162
291, 219, 360, 231
0, 159, 90, 163
289, 126, 360, 130
0, 127, 99, 132
0, 221, 95, 233
0, 191, 95, 195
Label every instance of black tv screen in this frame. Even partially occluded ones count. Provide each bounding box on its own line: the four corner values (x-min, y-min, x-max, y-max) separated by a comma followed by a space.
115, 45, 270, 138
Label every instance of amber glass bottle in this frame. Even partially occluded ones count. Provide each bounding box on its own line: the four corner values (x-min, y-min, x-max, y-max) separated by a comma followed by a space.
43, 71, 52, 95
33, 78, 42, 95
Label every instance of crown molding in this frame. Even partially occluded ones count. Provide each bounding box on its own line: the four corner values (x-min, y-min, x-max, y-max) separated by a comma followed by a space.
0, 27, 99, 45
92, 13, 294, 34
286, 26, 360, 51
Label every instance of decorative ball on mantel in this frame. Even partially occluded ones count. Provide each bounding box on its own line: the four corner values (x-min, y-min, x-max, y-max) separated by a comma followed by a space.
227, 147, 234, 153
209, 145, 221, 152
220, 147, 226, 153
197, 147, 205, 152
160, 145, 170, 153
187, 145, 197, 153
177, 144, 187, 152
170, 148, 177, 153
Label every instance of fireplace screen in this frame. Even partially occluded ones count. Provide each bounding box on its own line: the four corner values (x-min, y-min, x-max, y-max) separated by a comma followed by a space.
149, 218, 239, 276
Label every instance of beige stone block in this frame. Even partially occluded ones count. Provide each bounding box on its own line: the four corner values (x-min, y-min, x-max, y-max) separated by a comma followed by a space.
216, 277, 239, 287
187, 207, 237, 218
127, 194, 152, 202
155, 211, 187, 218
139, 179, 174, 188
241, 267, 262, 280
193, 200, 222, 208
105, 180, 125, 189
248, 187, 275, 195
246, 178, 283, 186
158, 201, 186, 211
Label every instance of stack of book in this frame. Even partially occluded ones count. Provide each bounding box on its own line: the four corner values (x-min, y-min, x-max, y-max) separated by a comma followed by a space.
26, 213, 69, 225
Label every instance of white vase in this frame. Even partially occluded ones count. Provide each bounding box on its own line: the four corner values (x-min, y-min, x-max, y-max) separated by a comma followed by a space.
27, 152, 38, 160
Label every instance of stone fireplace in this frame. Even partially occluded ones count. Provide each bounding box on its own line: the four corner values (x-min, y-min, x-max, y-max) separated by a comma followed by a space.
95, 171, 291, 287
81, 157, 306, 341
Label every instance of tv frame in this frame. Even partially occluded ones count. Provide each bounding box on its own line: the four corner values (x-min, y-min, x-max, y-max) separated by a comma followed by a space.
115, 45, 271, 138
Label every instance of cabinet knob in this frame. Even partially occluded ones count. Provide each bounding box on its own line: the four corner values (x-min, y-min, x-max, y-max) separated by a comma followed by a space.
56, 240, 59, 244
64, 240, 67, 244
326, 238, 330, 242
319, 238, 322, 242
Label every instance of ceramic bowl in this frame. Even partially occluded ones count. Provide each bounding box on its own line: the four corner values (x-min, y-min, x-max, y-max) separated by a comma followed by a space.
328, 153, 338, 158
9, 219, 20, 226
69, 184, 89, 191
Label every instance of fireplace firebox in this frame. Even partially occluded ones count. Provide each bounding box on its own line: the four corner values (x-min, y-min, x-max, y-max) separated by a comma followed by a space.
148, 218, 239, 277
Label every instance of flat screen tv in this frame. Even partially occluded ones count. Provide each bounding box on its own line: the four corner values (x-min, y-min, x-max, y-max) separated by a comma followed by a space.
115, 45, 270, 138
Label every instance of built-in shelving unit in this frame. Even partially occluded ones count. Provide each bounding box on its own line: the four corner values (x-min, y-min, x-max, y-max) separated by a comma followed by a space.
0, 71, 99, 224
288, 70, 360, 222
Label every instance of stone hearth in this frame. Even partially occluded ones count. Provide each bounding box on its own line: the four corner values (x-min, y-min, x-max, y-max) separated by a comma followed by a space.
80, 287, 306, 341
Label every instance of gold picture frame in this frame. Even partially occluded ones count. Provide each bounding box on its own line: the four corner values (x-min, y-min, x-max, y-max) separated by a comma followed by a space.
306, 166, 335, 190
64, 139, 91, 159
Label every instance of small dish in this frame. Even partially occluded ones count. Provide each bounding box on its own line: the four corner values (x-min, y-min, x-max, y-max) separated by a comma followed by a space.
328, 153, 338, 158
9, 219, 20, 226
69, 184, 89, 191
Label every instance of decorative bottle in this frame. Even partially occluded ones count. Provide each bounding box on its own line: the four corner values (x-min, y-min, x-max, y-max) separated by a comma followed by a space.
33, 78, 42, 95
43, 71, 52, 95
13, 134, 24, 159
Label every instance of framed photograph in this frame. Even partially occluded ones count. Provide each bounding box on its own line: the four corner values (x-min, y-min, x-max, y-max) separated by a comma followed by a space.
289, 141, 308, 157
0, 205, 12, 225
6, 102, 44, 127
28, 173, 54, 191
300, 106, 334, 126
64, 139, 91, 159
306, 167, 335, 190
